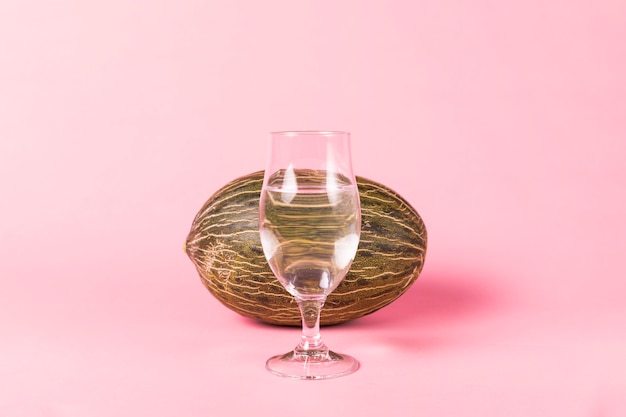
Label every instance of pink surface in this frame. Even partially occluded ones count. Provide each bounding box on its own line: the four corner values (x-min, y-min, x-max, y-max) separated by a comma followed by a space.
1, 0, 625, 415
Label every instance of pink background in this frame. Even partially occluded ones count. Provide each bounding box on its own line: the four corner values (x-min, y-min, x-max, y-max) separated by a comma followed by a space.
1, 0, 625, 415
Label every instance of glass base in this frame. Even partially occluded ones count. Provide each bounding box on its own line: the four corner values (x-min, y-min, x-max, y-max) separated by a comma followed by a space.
266, 349, 359, 380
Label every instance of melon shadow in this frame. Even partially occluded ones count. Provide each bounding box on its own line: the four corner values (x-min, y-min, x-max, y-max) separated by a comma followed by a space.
349, 268, 506, 328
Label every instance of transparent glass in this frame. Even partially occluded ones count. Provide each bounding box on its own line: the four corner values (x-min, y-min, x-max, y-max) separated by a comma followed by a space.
259, 131, 361, 379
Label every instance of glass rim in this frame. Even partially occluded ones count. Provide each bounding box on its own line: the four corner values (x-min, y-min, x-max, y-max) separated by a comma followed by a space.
270, 130, 350, 136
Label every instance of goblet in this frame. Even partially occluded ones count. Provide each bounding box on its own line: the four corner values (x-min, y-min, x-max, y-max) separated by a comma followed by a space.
259, 131, 361, 379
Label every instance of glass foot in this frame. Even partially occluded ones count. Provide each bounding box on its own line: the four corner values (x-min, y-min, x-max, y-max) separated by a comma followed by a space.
266, 349, 359, 380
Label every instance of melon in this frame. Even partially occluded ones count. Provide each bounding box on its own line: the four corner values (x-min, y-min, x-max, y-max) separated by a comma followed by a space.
184, 171, 427, 326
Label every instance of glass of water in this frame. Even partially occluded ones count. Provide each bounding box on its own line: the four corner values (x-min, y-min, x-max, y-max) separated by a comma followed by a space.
259, 131, 361, 379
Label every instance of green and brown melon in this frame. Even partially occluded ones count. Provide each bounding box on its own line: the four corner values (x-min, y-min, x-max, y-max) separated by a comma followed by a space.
184, 171, 427, 326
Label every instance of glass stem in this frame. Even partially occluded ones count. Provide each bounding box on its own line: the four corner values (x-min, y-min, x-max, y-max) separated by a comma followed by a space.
294, 298, 328, 356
